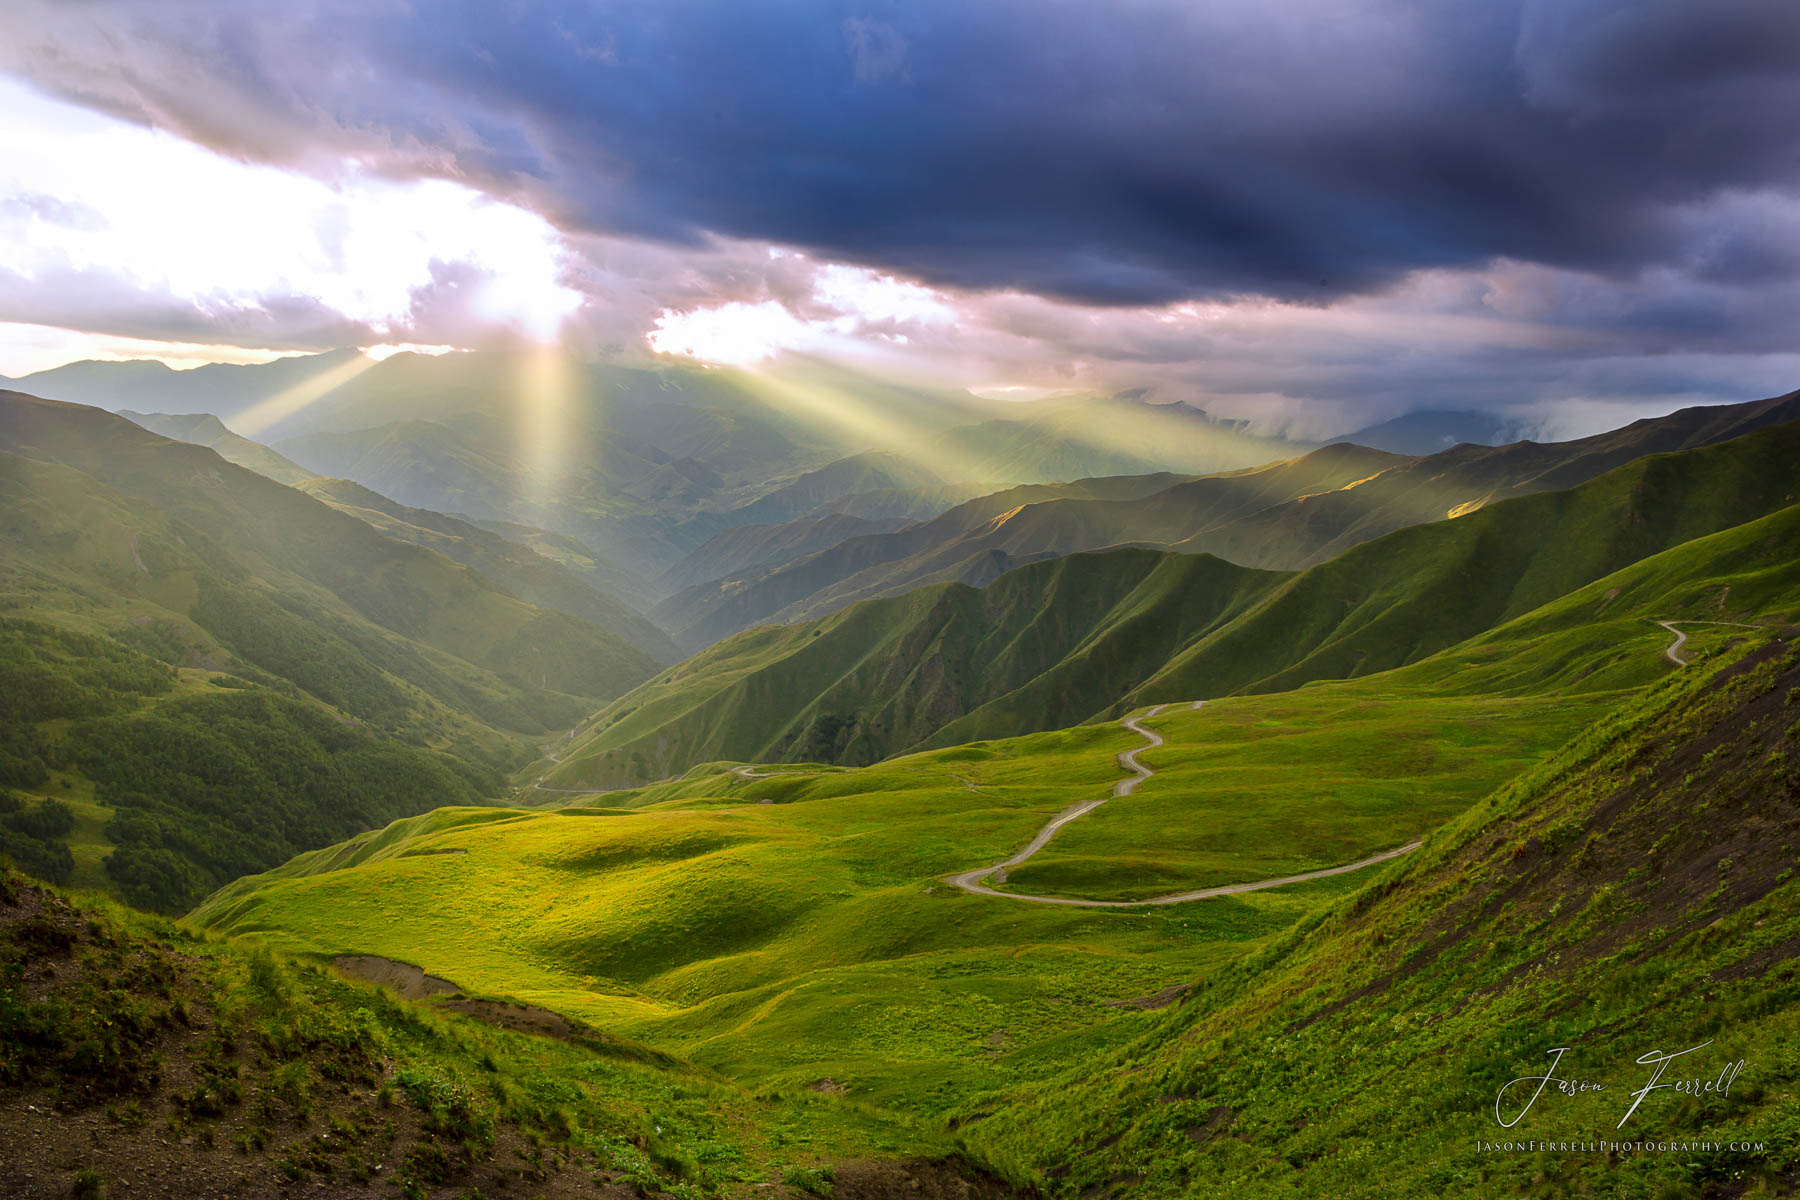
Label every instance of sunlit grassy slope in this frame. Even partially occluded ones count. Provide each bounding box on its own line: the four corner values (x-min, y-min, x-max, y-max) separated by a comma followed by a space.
555, 419, 1800, 788
0, 870, 941, 1198
192, 676, 1616, 1114
964, 632, 1800, 1200
191, 507, 1800, 1125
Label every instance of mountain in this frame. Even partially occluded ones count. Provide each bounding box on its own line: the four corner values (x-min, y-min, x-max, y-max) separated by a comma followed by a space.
809, 480, 991, 521
181, 543, 1800, 1189
560, 549, 1281, 785
10, 349, 370, 435
656, 511, 915, 594
118, 410, 318, 485
969, 632, 1800, 1197
655, 472, 1201, 649
751, 443, 1405, 632
724, 450, 948, 526
926, 391, 1304, 484
17, 351, 1332, 581
1330, 407, 1526, 454
295, 476, 681, 662
0, 391, 665, 908
660, 388, 1800, 648
1184, 387, 1800, 571
1119, 415, 1800, 708
470, 516, 663, 612
561, 418, 1800, 785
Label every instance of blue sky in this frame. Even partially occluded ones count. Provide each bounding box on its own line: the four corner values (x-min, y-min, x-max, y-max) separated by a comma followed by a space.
1, 0, 1797, 436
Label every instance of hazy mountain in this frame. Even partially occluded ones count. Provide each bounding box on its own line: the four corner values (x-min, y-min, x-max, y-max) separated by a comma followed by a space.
555, 417, 1800, 786
656, 512, 916, 594
654, 472, 1200, 649
656, 389, 1800, 648
296, 476, 681, 662
1330, 408, 1526, 454
119, 410, 318, 485
1, 392, 662, 717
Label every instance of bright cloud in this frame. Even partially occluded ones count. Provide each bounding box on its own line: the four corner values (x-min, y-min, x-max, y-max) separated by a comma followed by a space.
0, 77, 580, 369
647, 261, 955, 367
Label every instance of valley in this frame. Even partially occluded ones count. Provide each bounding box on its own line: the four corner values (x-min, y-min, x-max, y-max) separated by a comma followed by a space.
4, 13, 1795, 1197
2, 368, 1796, 1198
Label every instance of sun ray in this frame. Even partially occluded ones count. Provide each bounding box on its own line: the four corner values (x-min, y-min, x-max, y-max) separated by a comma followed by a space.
230, 352, 382, 437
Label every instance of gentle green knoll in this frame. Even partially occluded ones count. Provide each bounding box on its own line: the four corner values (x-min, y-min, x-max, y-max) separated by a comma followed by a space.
965, 635, 1800, 1200
998, 688, 1619, 901
192, 665, 1615, 1114
2, 869, 941, 1198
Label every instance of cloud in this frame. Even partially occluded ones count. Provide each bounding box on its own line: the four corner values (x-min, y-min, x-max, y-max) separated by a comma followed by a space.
4, 0, 1797, 307
0, 0, 1796, 431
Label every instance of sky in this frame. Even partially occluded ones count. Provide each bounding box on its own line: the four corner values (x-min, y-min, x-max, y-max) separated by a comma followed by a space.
1, 0, 1797, 437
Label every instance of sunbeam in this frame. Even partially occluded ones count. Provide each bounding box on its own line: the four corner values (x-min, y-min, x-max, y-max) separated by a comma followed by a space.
229, 351, 381, 437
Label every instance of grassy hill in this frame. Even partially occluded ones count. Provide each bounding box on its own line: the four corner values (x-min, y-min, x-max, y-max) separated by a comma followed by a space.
758, 443, 1403, 631
191, 660, 1624, 1115
966, 631, 1800, 1198
657, 472, 1202, 650
297, 476, 680, 662
666, 389, 1800, 648
561, 419, 1800, 785
563, 549, 1283, 787
120, 410, 318, 485
1120, 416, 1800, 709
0, 869, 953, 1199
0, 392, 669, 908
1, 393, 660, 708
183, 537, 1800, 1195
1179, 386, 1800, 571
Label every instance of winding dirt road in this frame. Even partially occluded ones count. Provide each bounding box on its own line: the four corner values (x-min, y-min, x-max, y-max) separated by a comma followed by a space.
946, 701, 1421, 908
1657, 620, 1690, 666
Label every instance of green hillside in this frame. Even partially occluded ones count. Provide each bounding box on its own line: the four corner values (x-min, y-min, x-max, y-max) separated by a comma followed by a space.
658, 472, 1203, 649
119, 410, 319, 485
0, 392, 668, 908
668, 389, 1800, 646
297, 476, 680, 662
1180, 385, 1800, 570
0, 394, 660, 708
968, 632, 1800, 1198
191, 660, 1622, 1114
561, 419, 1800, 785
183, 534, 1800, 1193
760, 443, 1402, 630
1122, 416, 1800, 708
0, 869, 947, 1198
560, 549, 1283, 787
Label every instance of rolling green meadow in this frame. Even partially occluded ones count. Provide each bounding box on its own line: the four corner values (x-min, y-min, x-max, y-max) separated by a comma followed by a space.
4, 377, 1800, 1197
189, 666, 1628, 1110
8, 6, 1800, 1193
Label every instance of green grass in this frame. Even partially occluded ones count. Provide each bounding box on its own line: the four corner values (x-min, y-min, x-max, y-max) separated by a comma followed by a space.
565, 420, 1800, 788
191, 496, 1800, 1138
1000, 687, 1618, 899
1, 869, 940, 1196
191, 663, 1618, 1116
963, 634, 1800, 1199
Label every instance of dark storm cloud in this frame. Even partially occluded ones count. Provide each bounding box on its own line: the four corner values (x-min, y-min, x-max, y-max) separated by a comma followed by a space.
6, 0, 1799, 306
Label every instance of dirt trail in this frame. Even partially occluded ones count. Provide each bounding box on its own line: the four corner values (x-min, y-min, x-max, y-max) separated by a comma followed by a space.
1657, 620, 1691, 666
946, 701, 1420, 908
1655, 618, 1767, 668
528, 726, 606, 795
